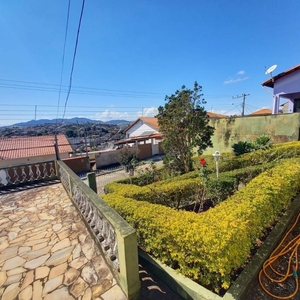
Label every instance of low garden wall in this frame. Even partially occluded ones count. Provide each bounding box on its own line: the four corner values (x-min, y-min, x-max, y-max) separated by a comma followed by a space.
207, 113, 300, 154
62, 156, 90, 174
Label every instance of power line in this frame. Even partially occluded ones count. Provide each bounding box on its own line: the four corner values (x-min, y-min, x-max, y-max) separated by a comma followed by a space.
0, 82, 164, 98
232, 94, 250, 117
0, 104, 147, 108
223, 104, 242, 115
56, 0, 71, 121
0, 79, 235, 99
244, 106, 253, 115
1, 103, 248, 120
62, 0, 85, 122
0, 144, 73, 151
0, 79, 165, 96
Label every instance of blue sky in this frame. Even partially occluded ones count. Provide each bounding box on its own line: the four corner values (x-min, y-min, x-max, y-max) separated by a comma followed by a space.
0, 0, 300, 126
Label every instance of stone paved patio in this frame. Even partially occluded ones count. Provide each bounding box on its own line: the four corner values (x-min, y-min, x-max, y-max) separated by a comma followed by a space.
0, 183, 126, 300
0, 155, 182, 300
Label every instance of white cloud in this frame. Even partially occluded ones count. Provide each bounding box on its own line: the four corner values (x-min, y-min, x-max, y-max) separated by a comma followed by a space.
223, 77, 249, 85
137, 107, 158, 117
223, 70, 248, 84
93, 107, 158, 121
211, 109, 228, 115
210, 108, 241, 116
94, 110, 131, 121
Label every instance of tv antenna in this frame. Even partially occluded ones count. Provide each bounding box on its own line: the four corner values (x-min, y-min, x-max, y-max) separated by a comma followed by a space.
265, 64, 277, 82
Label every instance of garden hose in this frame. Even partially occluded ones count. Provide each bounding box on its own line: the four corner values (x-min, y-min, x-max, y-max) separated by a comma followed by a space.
259, 212, 300, 299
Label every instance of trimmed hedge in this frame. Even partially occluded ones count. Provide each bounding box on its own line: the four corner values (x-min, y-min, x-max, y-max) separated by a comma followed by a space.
105, 177, 201, 208
102, 158, 300, 291
199, 141, 300, 173
105, 161, 276, 207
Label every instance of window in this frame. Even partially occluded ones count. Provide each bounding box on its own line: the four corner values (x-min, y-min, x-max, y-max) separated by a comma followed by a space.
293, 98, 300, 112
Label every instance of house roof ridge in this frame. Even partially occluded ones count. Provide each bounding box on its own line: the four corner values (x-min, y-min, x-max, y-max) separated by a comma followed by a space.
0, 134, 73, 160
262, 64, 300, 88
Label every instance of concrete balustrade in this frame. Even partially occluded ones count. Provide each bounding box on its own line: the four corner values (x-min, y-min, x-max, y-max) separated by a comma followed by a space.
0, 160, 57, 188
56, 160, 141, 300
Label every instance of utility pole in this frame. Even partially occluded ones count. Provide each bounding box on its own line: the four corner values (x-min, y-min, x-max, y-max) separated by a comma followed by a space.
232, 94, 250, 117
76, 120, 80, 145
84, 127, 88, 157
54, 134, 60, 160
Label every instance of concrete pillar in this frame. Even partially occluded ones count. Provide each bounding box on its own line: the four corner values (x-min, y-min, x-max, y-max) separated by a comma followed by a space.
272, 95, 280, 114
87, 172, 97, 193
289, 99, 294, 113
117, 230, 141, 300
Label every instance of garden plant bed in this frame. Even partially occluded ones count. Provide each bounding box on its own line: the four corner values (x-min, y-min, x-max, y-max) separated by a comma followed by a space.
102, 144, 300, 298
136, 194, 300, 300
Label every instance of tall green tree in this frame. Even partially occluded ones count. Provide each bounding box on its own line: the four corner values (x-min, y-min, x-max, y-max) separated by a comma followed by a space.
157, 82, 214, 174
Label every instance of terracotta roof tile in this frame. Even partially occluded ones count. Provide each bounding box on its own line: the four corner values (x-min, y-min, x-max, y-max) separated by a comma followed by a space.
124, 117, 159, 132
114, 133, 163, 145
0, 134, 73, 160
249, 109, 272, 116
139, 117, 159, 130
207, 112, 227, 118
125, 113, 225, 133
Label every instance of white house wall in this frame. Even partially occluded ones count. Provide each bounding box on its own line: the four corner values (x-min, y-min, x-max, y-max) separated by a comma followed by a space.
126, 121, 158, 138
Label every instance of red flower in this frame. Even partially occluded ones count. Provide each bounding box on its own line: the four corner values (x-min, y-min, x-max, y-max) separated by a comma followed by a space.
152, 165, 156, 169
199, 158, 207, 166
145, 167, 149, 170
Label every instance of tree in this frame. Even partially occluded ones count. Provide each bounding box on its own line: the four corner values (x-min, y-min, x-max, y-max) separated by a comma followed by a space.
117, 146, 139, 173
157, 82, 214, 174
65, 128, 76, 138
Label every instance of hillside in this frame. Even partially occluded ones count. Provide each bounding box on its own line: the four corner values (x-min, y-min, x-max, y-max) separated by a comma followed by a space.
8, 118, 131, 127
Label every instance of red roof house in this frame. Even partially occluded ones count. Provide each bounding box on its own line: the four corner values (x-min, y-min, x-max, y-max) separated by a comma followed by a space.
0, 134, 72, 167
114, 117, 162, 158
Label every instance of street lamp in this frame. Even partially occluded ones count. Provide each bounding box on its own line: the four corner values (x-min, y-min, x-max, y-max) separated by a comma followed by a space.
212, 151, 221, 178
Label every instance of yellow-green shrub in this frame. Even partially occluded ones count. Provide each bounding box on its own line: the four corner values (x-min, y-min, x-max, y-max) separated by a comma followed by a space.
105, 177, 202, 208
102, 158, 300, 292
215, 141, 300, 172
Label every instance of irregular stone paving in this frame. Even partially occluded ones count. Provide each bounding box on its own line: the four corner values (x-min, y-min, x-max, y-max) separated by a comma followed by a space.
0, 184, 126, 300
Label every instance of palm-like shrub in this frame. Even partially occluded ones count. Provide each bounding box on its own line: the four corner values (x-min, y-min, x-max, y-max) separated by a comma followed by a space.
232, 140, 254, 156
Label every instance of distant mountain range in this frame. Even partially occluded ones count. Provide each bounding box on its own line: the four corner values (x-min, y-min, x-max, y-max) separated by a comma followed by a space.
9, 118, 131, 127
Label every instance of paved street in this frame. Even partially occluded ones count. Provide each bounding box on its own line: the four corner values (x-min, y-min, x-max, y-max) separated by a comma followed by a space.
92, 157, 164, 194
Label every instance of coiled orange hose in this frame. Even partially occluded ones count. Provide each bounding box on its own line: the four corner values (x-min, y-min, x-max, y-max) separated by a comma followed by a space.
259, 213, 300, 299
